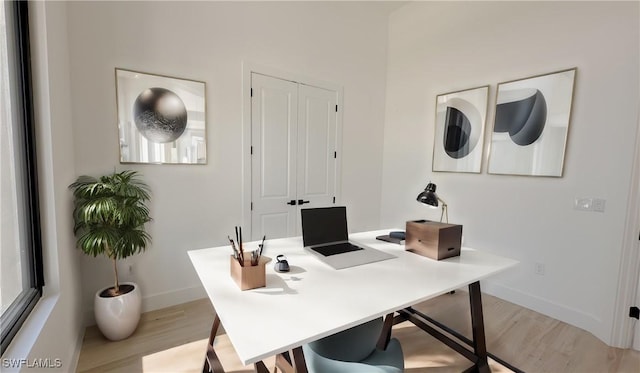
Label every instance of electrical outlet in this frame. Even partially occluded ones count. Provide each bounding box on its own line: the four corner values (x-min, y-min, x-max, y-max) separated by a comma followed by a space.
534, 262, 545, 275
592, 198, 606, 212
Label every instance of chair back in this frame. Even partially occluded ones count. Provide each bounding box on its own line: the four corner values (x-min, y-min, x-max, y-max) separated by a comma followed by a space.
307, 317, 382, 362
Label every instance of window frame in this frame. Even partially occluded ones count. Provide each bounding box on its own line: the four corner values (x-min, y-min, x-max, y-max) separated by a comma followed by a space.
0, 0, 44, 355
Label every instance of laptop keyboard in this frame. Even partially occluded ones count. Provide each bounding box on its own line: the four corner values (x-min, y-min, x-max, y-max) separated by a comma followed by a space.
312, 242, 364, 257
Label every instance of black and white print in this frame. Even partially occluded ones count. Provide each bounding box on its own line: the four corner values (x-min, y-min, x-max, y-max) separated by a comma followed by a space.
488, 68, 576, 176
433, 86, 489, 173
116, 69, 206, 164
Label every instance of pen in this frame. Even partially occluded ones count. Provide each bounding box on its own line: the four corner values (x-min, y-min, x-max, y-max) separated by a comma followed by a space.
228, 236, 242, 266
227, 236, 236, 257
235, 226, 244, 264
239, 226, 244, 263
259, 235, 266, 257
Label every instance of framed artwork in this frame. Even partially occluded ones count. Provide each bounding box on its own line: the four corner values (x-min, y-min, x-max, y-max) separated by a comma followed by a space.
115, 68, 206, 164
432, 85, 489, 173
488, 68, 576, 176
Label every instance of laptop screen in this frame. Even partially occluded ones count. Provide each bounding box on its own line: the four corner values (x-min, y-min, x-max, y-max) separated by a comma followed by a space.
301, 207, 349, 247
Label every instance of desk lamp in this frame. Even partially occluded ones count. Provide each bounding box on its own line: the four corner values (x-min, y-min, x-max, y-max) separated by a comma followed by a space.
416, 182, 448, 223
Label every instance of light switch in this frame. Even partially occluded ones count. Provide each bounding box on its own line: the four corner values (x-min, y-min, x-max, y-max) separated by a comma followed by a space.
574, 197, 593, 211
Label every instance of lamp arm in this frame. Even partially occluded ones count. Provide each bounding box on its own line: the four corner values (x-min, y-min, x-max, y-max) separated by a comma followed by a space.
438, 197, 448, 223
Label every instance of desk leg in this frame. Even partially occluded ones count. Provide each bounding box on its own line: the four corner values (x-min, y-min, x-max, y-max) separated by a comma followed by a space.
398, 282, 521, 373
468, 281, 490, 373
291, 347, 308, 373
203, 314, 225, 373
377, 313, 395, 350
254, 361, 270, 373
274, 348, 308, 373
275, 353, 292, 373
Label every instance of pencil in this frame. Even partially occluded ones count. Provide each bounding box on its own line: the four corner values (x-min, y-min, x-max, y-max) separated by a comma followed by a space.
238, 226, 244, 264
228, 236, 242, 266
259, 235, 266, 256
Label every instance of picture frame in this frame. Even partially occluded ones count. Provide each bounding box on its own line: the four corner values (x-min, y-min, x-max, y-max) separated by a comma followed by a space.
487, 68, 577, 177
115, 68, 207, 164
432, 85, 489, 173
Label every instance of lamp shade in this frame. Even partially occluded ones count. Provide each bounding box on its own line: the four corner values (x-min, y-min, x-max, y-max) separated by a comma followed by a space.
417, 182, 439, 208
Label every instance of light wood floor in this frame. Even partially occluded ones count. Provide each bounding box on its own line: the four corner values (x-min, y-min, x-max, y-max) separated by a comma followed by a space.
77, 291, 640, 373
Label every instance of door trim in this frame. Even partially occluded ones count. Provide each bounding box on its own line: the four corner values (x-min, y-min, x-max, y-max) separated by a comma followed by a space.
610, 105, 640, 348
241, 62, 344, 238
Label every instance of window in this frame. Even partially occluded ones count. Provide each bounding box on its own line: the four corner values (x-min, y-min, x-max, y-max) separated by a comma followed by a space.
1, 1, 44, 355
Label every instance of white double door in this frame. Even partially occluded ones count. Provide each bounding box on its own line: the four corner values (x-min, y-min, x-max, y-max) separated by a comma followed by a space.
251, 73, 339, 240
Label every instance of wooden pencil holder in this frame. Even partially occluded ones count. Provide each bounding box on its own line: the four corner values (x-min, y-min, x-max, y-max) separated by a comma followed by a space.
230, 256, 271, 290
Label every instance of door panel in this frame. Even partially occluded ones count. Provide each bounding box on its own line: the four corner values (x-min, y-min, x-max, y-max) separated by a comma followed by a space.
261, 90, 293, 198
259, 213, 291, 241
296, 84, 337, 234
251, 74, 298, 240
251, 74, 338, 240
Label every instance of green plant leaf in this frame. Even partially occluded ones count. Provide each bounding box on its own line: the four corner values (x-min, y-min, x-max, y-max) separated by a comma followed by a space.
69, 170, 152, 283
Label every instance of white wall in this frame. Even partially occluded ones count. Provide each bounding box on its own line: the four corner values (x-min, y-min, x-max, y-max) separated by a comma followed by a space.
65, 1, 393, 319
2, 1, 83, 372
381, 1, 639, 346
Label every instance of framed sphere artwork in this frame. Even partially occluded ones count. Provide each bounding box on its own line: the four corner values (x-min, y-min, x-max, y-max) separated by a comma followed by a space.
432, 85, 489, 173
115, 68, 206, 164
488, 68, 576, 177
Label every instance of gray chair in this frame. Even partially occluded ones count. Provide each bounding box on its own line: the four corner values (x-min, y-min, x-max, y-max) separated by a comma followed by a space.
302, 317, 404, 373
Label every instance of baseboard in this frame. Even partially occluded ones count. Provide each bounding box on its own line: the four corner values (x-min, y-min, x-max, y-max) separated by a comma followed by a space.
481, 280, 609, 345
83, 285, 207, 326
67, 326, 85, 372
141, 285, 207, 313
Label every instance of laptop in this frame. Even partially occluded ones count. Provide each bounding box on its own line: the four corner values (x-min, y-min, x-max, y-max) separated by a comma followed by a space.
301, 206, 395, 269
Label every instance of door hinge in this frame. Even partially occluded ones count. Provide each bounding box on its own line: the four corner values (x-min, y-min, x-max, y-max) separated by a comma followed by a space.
332, 196, 336, 204
251, 88, 253, 97
335, 105, 338, 112
630, 306, 640, 319
334, 151, 337, 159
250, 146, 253, 155
251, 202, 253, 211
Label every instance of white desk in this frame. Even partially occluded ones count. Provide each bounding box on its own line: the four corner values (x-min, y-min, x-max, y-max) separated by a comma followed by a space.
188, 229, 518, 373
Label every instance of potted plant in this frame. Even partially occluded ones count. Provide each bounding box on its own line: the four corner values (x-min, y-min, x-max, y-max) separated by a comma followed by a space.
69, 170, 151, 341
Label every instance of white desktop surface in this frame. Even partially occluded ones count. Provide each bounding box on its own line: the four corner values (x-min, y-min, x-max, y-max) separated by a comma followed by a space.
188, 229, 517, 366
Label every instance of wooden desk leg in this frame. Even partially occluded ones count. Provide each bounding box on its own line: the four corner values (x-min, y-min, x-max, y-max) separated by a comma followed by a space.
203, 314, 225, 373
275, 348, 308, 373
254, 361, 270, 373
468, 281, 490, 373
376, 313, 395, 350
275, 353, 293, 373
291, 347, 308, 373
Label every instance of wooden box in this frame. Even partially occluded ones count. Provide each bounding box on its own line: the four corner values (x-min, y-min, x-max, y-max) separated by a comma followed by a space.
230, 256, 271, 290
405, 220, 462, 260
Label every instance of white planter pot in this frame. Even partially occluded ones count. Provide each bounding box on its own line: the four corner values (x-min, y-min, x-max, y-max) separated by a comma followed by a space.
94, 282, 141, 341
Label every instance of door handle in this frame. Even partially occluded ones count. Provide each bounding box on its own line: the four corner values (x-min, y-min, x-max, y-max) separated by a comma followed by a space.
286, 200, 296, 205
298, 200, 310, 205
